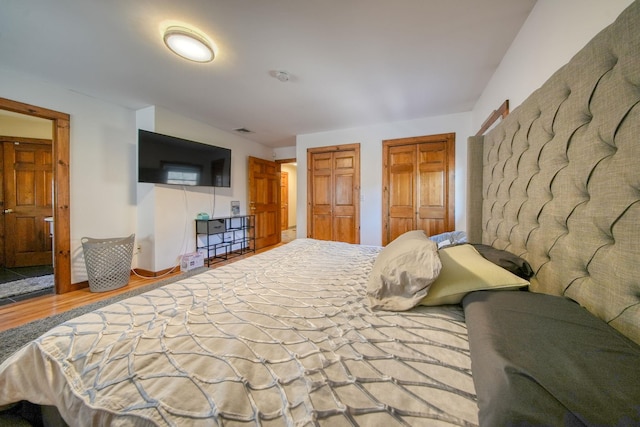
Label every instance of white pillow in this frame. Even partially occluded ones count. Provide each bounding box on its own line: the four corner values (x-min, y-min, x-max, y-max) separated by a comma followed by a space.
419, 244, 529, 306
368, 230, 441, 311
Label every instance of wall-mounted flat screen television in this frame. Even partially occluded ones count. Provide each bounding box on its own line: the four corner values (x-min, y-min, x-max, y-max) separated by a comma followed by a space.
138, 129, 231, 187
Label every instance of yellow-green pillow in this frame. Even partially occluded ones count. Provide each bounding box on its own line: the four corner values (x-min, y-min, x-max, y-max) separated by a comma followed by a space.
419, 244, 529, 306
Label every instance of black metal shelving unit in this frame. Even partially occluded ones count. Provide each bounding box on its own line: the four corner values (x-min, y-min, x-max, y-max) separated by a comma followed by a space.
195, 215, 255, 265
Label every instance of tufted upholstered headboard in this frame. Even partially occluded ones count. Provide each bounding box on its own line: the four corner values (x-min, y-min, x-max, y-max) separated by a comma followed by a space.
466, 0, 640, 345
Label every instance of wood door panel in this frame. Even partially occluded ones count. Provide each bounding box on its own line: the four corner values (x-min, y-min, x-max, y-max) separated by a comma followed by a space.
419, 171, 444, 206
15, 171, 36, 206
418, 142, 446, 236
313, 175, 332, 206
308, 145, 360, 243
334, 174, 353, 206
386, 145, 416, 242
265, 211, 278, 236
312, 156, 332, 171
3, 140, 54, 267
390, 170, 414, 206
254, 212, 268, 241
15, 149, 36, 166
419, 142, 446, 211
254, 177, 267, 203
388, 218, 413, 242
254, 209, 279, 248
419, 144, 445, 163
13, 216, 52, 266
334, 215, 356, 243
417, 218, 445, 237
383, 134, 455, 245
334, 153, 354, 169
312, 214, 332, 240
389, 149, 415, 166
248, 156, 281, 249
15, 217, 37, 251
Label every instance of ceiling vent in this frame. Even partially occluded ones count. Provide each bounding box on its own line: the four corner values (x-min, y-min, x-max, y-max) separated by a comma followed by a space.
234, 127, 253, 134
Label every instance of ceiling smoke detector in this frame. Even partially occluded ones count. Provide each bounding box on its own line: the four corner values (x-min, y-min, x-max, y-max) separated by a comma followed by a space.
274, 71, 290, 82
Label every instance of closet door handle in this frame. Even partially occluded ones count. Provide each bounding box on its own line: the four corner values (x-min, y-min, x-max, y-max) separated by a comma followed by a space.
3, 209, 13, 214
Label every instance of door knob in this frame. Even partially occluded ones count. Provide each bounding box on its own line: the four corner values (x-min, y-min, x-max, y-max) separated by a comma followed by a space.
3, 209, 13, 214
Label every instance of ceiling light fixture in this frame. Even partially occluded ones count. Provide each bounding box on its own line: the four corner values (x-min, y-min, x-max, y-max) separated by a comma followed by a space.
163, 26, 214, 63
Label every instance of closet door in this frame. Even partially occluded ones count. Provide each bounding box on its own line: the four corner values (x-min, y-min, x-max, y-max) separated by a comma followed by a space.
417, 141, 450, 236
308, 144, 360, 244
383, 133, 455, 245
309, 151, 333, 241
332, 149, 358, 243
386, 144, 417, 240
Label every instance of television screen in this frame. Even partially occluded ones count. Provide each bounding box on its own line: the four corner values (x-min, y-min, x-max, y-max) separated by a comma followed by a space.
138, 129, 231, 187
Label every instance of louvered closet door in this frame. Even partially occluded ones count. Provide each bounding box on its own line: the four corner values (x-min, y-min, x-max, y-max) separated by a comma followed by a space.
308, 144, 360, 244
383, 133, 455, 245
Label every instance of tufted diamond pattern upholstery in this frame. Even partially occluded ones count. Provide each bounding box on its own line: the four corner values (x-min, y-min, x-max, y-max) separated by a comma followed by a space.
479, 1, 640, 345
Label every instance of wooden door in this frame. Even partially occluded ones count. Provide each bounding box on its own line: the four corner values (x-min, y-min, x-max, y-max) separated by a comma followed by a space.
383, 133, 455, 245
248, 156, 281, 249
2, 139, 53, 267
280, 171, 288, 231
307, 144, 360, 244
309, 151, 333, 241
417, 141, 450, 236
386, 144, 417, 241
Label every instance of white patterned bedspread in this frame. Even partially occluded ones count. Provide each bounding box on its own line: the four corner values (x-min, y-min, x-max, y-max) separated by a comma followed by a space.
0, 239, 477, 426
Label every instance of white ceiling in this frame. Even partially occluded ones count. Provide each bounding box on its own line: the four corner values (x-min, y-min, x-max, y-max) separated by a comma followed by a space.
0, 0, 536, 147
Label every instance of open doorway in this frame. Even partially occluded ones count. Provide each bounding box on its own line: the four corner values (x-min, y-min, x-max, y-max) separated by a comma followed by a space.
0, 97, 72, 299
278, 160, 297, 243
0, 111, 54, 304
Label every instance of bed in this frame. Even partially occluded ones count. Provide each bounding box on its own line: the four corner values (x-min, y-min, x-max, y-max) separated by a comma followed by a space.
1, 239, 478, 426
1, 1, 640, 426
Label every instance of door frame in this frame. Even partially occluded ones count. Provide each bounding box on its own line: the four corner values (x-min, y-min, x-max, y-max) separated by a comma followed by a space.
0, 97, 72, 294
382, 133, 455, 245
280, 171, 289, 231
276, 158, 296, 236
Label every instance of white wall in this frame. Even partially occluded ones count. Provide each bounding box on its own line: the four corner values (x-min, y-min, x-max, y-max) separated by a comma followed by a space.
0, 68, 273, 281
296, 112, 473, 246
472, 0, 634, 130
294, 0, 632, 249
0, 67, 138, 283
135, 106, 273, 272
274, 146, 296, 160
0, 113, 52, 139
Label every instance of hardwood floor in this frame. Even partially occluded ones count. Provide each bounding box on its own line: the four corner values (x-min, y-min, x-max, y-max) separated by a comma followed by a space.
0, 244, 282, 333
